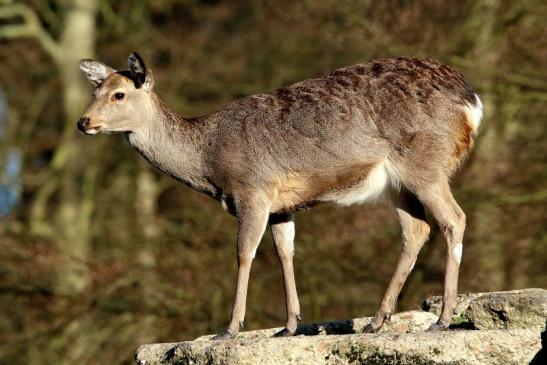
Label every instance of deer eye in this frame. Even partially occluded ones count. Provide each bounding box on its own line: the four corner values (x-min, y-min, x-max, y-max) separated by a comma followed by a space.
113, 92, 125, 100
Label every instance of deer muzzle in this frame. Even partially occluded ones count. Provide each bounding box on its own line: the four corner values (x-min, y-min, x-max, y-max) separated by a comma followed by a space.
77, 117, 102, 134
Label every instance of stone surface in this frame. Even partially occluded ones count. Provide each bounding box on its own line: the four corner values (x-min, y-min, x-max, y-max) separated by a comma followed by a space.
136, 329, 541, 365
194, 310, 437, 340
422, 292, 484, 317
135, 290, 547, 364
466, 288, 546, 330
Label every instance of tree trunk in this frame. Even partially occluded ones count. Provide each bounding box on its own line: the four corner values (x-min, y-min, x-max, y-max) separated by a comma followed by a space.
54, 0, 97, 293
23, 0, 99, 293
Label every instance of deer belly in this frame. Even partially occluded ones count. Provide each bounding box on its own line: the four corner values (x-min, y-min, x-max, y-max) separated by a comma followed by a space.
319, 161, 399, 206
270, 160, 400, 212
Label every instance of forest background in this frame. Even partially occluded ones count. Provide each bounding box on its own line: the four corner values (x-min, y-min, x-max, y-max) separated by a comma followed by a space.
0, 0, 545, 364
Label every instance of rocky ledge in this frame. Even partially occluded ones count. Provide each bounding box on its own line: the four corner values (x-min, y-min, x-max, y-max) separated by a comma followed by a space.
136, 288, 546, 365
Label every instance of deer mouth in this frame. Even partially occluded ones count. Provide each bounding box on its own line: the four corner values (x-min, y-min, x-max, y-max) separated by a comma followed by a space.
82, 126, 103, 135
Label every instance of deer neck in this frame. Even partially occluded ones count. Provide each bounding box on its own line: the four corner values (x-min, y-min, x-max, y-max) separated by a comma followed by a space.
126, 94, 215, 196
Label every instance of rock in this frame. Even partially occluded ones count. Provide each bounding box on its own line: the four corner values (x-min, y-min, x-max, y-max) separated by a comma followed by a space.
422, 289, 547, 329
135, 290, 547, 364
194, 310, 437, 341
422, 292, 484, 317
466, 288, 547, 330
136, 329, 541, 365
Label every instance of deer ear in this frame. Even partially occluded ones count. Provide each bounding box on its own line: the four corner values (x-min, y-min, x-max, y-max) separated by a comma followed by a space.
79, 60, 114, 86
128, 52, 146, 88
128, 52, 154, 91
143, 69, 155, 92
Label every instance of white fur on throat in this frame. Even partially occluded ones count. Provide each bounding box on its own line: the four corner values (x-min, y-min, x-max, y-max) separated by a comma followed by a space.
324, 160, 400, 206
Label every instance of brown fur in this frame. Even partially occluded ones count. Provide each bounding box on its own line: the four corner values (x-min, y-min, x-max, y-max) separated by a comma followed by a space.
454, 113, 474, 159
271, 163, 374, 213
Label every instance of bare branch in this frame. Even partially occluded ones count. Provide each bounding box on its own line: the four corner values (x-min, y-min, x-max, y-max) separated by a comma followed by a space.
0, 3, 61, 62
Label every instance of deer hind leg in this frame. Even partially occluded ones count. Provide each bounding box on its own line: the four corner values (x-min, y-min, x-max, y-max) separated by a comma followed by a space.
362, 190, 430, 333
270, 213, 301, 337
416, 182, 466, 331
212, 194, 270, 340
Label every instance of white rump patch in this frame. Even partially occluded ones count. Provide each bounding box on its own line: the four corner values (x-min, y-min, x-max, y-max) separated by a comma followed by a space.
465, 94, 483, 132
324, 160, 400, 207
452, 243, 463, 265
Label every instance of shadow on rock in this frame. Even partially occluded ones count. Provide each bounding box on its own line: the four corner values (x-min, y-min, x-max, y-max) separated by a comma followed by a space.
294, 319, 356, 336
530, 319, 546, 365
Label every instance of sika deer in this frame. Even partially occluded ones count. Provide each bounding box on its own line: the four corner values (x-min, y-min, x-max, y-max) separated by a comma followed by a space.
78, 52, 482, 339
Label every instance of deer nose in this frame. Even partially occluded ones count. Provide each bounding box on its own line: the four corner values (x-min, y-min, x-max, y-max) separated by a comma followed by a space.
77, 117, 89, 132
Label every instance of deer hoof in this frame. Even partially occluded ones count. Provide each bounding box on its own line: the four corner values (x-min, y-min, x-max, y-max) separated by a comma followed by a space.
361, 323, 381, 334
272, 328, 295, 337
212, 331, 236, 340
427, 320, 449, 332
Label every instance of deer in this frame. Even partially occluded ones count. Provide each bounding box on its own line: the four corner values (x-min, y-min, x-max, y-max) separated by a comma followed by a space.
78, 52, 482, 340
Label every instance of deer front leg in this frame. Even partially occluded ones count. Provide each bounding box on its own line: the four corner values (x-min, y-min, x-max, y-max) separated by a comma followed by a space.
270, 213, 301, 337
212, 195, 270, 340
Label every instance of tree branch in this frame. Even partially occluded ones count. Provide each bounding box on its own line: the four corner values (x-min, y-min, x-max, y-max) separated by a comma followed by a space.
0, 3, 61, 62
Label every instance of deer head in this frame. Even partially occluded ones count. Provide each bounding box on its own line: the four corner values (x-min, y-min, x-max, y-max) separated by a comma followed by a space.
77, 52, 155, 134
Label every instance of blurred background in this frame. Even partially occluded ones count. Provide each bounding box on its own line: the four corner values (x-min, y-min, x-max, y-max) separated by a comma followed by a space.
0, 0, 545, 363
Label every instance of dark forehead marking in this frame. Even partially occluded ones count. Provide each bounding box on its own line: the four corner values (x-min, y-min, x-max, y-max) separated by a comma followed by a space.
117, 70, 133, 79
117, 70, 140, 88
96, 71, 134, 93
